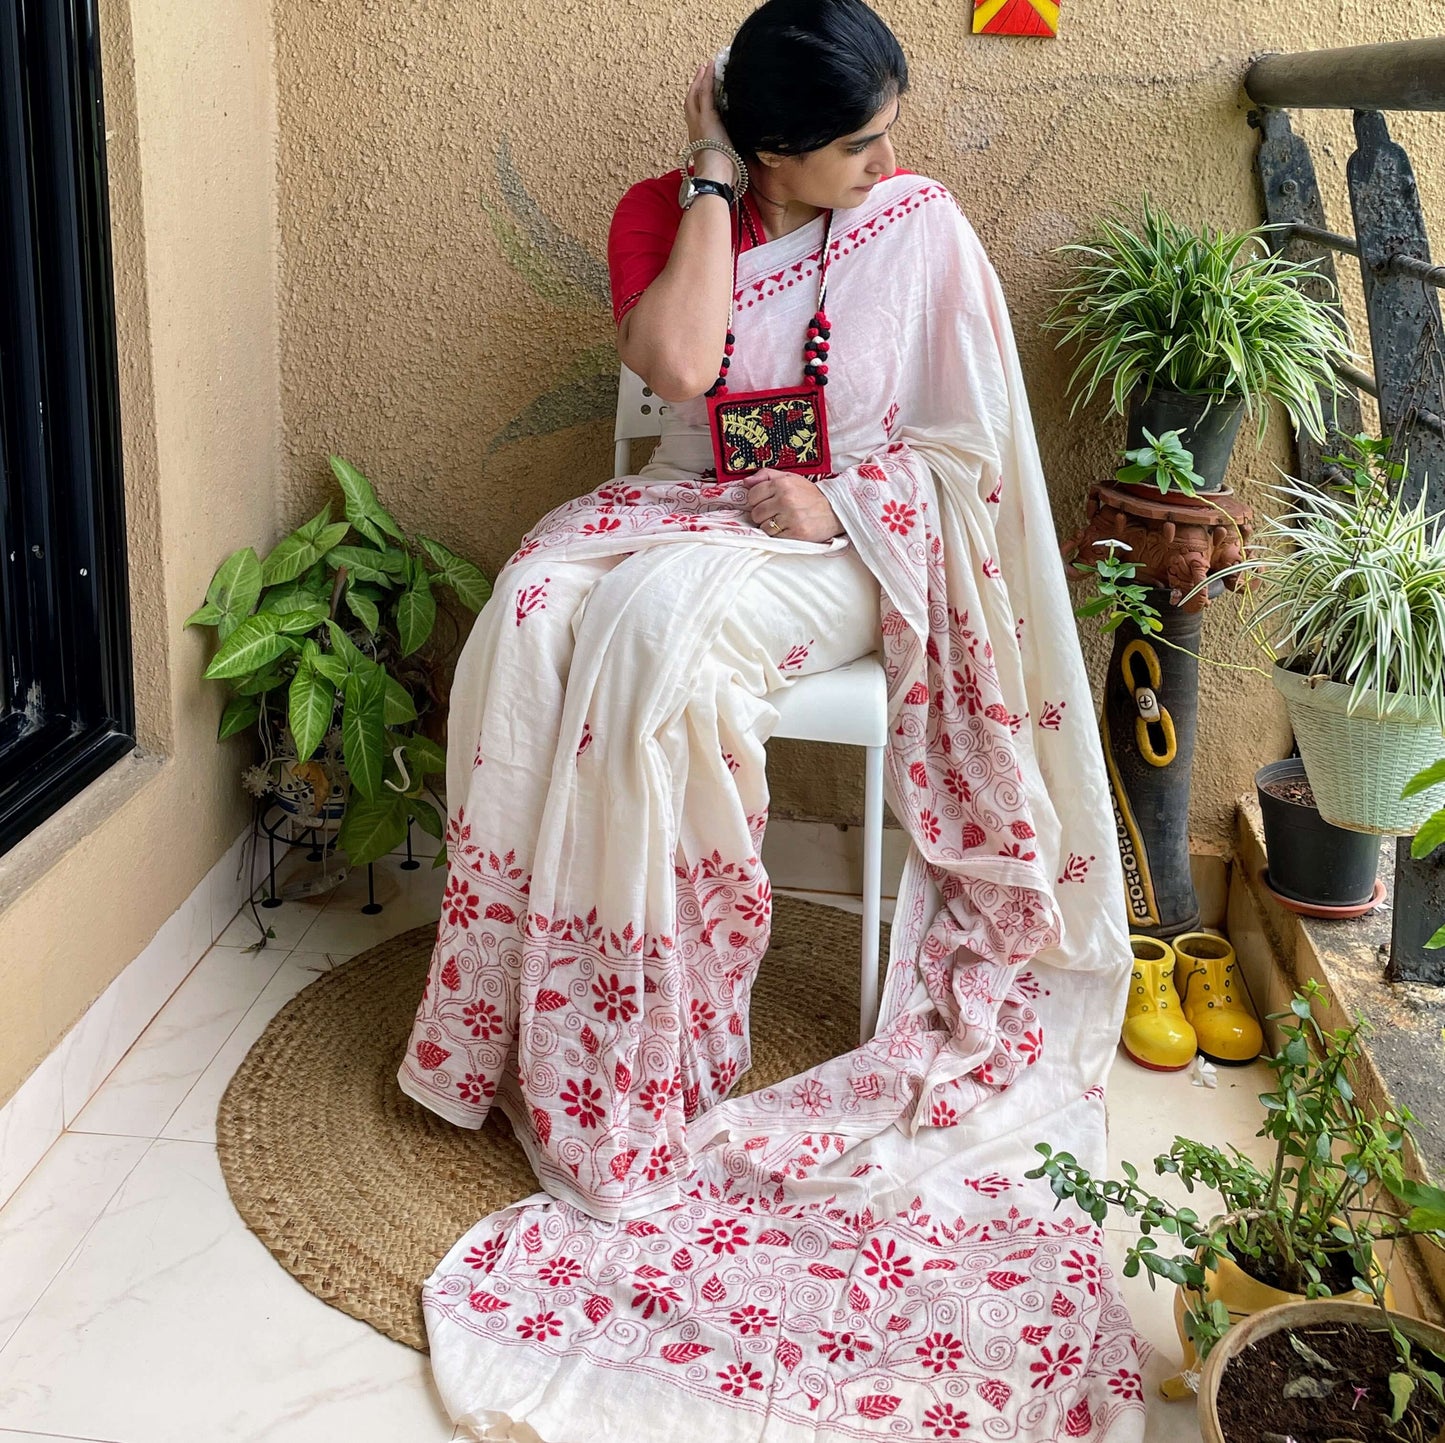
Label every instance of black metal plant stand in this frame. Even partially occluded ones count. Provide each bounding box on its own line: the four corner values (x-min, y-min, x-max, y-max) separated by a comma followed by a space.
258, 802, 420, 916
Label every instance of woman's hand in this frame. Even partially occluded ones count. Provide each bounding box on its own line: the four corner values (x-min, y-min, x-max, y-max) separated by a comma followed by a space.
744, 469, 846, 544
684, 61, 735, 183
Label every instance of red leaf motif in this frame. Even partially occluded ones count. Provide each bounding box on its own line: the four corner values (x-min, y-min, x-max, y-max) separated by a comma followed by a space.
979, 1378, 1012, 1410
660, 1342, 710, 1364
1021, 1324, 1051, 1345
923, 1258, 957, 1271
580, 1026, 600, 1055
905, 681, 929, 705
858, 463, 886, 481
614, 1061, 631, 1092
634, 1263, 666, 1279
440, 958, 461, 991
777, 1338, 803, 1372
671, 1247, 694, 1272
534, 989, 568, 1012
987, 1271, 1029, 1290
701, 1275, 727, 1303
609, 1149, 637, 1181
467, 1290, 509, 1312
857, 1395, 901, 1420
533, 1108, 551, 1145
756, 1229, 791, 1247
728, 930, 750, 948
807, 1263, 847, 1280
1050, 1291, 1077, 1318
886, 1313, 910, 1332
521, 1224, 543, 1255
962, 823, 987, 850
848, 1283, 871, 1313
484, 902, 517, 923
625, 1219, 662, 1237
908, 761, 930, 788
1010, 820, 1036, 840
1064, 1399, 1092, 1437
415, 1041, 450, 1071
583, 1294, 612, 1325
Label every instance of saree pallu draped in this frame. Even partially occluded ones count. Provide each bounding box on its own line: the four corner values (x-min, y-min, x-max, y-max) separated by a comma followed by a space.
401, 174, 1146, 1441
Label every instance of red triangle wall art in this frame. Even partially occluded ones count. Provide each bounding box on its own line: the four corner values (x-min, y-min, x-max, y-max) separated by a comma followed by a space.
972, 0, 1059, 37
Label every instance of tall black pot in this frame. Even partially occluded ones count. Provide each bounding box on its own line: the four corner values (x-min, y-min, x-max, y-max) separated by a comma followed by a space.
1126, 388, 1246, 493
1255, 758, 1381, 908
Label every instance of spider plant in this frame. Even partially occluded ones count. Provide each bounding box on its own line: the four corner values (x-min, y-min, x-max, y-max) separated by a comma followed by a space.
1213, 470, 1445, 729
1046, 199, 1351, 443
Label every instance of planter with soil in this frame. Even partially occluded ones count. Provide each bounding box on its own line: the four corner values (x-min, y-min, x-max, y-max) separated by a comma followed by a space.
1199, 1299, 1445, 1443
1255, 758, 1382, 916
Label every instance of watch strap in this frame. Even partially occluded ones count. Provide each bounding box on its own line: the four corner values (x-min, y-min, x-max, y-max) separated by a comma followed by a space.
682, 176, 735, 210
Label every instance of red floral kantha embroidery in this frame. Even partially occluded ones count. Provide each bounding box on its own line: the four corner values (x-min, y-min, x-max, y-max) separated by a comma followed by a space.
408, 173, 1142, 1440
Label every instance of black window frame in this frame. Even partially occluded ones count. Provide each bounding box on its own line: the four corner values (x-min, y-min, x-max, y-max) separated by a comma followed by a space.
0, 0, 133, 856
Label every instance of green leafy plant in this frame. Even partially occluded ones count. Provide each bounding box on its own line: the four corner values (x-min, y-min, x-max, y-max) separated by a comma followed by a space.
1205, 445, 1445, 730
1046, 198, 1351, 442
1404, 760, 1445, 950
1028, 983, 1445, 1429
1073, 539, 1162, 635
187, 455, 491, 866
1114, 427, 1206, 498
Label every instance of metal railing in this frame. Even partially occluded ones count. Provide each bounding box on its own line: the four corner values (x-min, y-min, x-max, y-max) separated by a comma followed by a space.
1244, 37, 1445, 983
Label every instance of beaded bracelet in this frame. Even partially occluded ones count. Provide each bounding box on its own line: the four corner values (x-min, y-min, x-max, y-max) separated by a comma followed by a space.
678, 138, 750, 201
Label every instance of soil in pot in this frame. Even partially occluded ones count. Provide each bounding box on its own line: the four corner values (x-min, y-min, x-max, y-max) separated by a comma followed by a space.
1215, 1320, 1445, 1443
1256, 758, 1381, 909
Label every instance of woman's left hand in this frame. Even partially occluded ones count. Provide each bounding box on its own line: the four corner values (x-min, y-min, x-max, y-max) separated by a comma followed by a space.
744, 469, 845, 543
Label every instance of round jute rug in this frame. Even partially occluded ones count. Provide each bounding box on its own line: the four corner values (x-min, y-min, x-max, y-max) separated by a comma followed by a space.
216, 893, 887, 1352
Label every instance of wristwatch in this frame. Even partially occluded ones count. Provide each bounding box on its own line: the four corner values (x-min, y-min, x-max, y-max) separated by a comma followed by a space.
679, 173, 735, 210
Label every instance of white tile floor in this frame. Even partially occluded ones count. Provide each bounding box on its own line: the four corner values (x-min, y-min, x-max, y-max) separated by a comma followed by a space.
0, 852, 1278, 1442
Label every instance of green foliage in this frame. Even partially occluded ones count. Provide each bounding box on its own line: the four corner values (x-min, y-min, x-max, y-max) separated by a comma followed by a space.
1405, 760, 1445, 949
1027, 982, 1445, 1400
1046, 197, 1352, 443
189, 455, 492, 865
1073, 540, 1162, 635
1114, 427, 1206, 498
1207, 443, 1445, 732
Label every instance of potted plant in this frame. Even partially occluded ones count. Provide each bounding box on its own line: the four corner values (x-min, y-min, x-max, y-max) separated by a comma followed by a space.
1027, 981, 1445, 1435
1212, 437, 1445, 835
1255, 758, 1382, 916
1047, 199, 1351, 491
186, 455, 490, 867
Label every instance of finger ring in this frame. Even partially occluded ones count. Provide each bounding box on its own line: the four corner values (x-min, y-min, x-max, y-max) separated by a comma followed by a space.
763, 518, 782, 535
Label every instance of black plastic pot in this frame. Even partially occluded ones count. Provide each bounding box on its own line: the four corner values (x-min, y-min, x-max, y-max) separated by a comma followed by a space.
1256, 758, 1381, 907
1126, 388, 1246, 492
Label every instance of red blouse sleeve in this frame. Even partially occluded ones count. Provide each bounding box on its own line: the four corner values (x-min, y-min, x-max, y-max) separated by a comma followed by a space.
607, 172, 685, 326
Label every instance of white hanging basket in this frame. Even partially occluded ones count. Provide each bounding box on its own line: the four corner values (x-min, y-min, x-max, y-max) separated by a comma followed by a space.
1272, 665, 1445, 835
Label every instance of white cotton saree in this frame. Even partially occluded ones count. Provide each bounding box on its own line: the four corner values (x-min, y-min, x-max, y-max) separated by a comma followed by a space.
400, 173, 1147, 1441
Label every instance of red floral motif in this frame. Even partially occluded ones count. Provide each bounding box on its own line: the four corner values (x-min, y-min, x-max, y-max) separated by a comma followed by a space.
916, 1331, 965, 1373
697, 1218, 749, 1255
591, 973, 638, 1022
1108, 1368, 1144, 1401
717, 1362, 764, 1397
560, 1077, 605, 1129
728, 1304, 778, 1334
462, 998, 502, 1039
1063, 1248, 1102, 1296
638, 1076, 675, 1119
457, 1073, 494, 1105
643, 1144, 672, 1181
882, 499, 917, 534
919, 808, 942, 843
514, 579, 549, 625
689, 998, 716, 1038
629, 1276, 681, 1320
443, 878, 480, 928
791, 1078, 831, 1117
464, 1237, 504, 1272
1057, 852, 1095, 884
861, 1237, 915, 1290
538, 1256, 583, 1287
1029, 1342, 1083, 1388
778, 640, 814, 673
923, 1402, 971, 1437
818, 1330, 873, 1363
516, 1310, 562, 1340
1039, 699, 1067, 729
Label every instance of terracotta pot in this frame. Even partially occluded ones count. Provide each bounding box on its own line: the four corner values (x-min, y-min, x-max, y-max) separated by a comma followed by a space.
1197, 1298, 1445, 1443
1160, 1250, 1393, 1401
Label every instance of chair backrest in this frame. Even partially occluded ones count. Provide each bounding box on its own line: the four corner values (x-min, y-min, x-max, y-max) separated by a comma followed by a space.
613, 365, 669, 478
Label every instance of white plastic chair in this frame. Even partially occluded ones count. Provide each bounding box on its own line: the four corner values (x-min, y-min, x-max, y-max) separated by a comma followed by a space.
614, 365, 889, 1041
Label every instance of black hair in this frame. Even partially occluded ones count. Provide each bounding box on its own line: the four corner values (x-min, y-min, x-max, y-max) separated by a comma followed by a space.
720, 0, 908, 159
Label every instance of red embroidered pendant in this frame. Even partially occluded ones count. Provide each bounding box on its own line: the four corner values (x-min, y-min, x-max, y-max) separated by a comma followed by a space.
706, 384, 831, 483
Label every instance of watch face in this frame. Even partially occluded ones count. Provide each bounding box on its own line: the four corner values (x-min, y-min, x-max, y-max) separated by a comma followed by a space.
678, 174, 694, 208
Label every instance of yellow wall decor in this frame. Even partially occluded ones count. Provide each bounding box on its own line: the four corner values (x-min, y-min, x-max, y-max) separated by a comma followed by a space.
972, 0, 1059, 38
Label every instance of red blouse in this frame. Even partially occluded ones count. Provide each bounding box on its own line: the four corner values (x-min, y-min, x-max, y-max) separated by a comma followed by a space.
607, 169, 768, 326
606, 169, 912, 327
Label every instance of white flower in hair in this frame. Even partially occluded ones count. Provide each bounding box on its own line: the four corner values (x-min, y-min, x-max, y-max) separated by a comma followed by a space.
713, 47, 730, 110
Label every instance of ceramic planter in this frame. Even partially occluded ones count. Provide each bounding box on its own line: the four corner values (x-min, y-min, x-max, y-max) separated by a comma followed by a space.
1272, 665, 1445, 834
1160, 1250, 1392, 1401
1126, 388, 1245, 493
1197, 1298, 1445, 1443
1255, 758, 1381, 908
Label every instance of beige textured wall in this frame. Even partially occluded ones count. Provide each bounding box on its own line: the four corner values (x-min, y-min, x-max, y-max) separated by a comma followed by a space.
0, 0, 281, 1107
272, 1, 1445, 850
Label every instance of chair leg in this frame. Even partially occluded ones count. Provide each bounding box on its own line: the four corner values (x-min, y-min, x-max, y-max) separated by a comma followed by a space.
860, 744, 885, 1044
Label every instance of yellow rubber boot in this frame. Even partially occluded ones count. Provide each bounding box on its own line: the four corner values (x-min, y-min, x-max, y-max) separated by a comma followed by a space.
1174, 932, 1263, 1065
1121, 937, 1197, 1072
